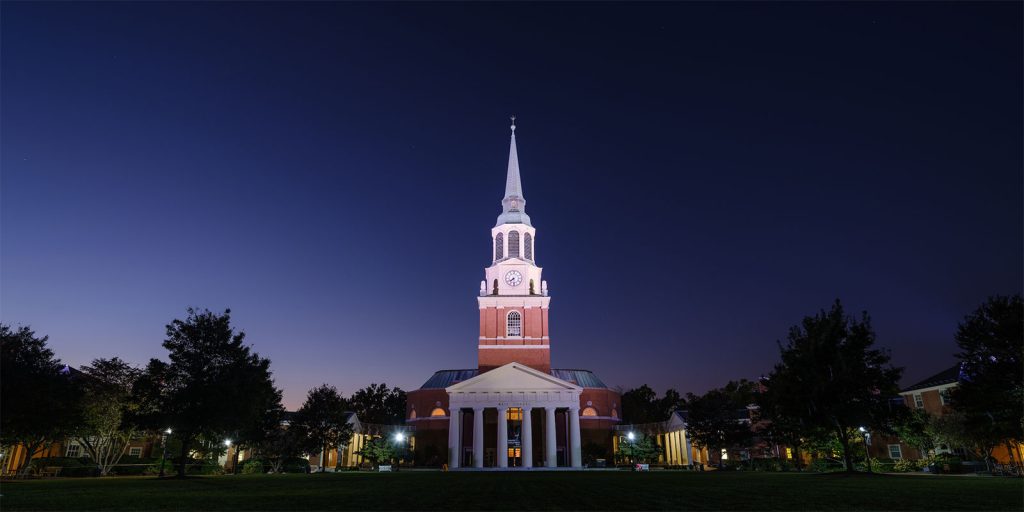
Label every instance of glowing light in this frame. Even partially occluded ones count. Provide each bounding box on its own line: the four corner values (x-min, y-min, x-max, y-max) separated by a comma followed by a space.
627, 432, 636, 441
394, 432, 405, 442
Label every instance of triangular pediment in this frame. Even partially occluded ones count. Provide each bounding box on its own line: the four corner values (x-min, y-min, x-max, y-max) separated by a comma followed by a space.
446, 362, 582, 393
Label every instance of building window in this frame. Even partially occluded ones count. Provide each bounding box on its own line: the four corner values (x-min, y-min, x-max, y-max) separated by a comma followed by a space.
581, 407, 597, 417
888, 444, 903, 460
939, 390, 950, 406
430, 408, 447, 417
495, 233, 504, 260
913, 394, 924, 408
508, 230, 520, 258
506, 408, 522, 421
129, 447, 142, 457
524, 233, 532, 260
507, 311, 522, 337
785, 447, 793, 459
409, 409, 417, 419
65, 444, 80, 457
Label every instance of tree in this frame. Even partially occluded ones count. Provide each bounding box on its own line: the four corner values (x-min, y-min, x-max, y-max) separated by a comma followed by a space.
949, 295, 1023, 469
685, 380, 756, 467
620, 385, 687, 424
292, 384, 353, 472
76, 357, 143, 476
356, 436, 396, 469
889, 408, 934, 459
762, 300, 903, 472
258, 425, 308, 473
348, 383, 407, 425
0, 325, 82, 477
134, 308, 282, 478
616, 433, 660, 464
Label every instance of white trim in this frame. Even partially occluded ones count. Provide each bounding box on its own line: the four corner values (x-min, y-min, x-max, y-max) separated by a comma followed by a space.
478, 345, 550, 349
581, 415, 620, 421
479, 336, 549, 340
899, 382, 958, 395
406, 416, 450, 422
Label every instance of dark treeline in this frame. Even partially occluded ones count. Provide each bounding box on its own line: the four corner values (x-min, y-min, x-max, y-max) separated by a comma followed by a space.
0, 307, 406, 478
617, 296, 1023, 473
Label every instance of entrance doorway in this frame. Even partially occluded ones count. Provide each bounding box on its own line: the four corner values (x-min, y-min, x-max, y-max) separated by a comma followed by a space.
507, 408, 522, 467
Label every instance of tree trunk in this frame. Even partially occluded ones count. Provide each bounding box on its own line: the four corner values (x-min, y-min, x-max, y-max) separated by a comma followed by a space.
836, 427, 854, 473
16, 440, 45, 478
232, 445, 241, 475
177, 437, 189, 478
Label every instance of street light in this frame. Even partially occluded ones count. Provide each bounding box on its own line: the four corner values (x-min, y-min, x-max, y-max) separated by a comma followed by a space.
858, 427, 872, 474
393, 432, 406, 471
159, 428, 172, 478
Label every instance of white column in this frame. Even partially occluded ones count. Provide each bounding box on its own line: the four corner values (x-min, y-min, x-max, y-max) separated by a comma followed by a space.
521, 407, 533, 468
448, 407, 460, 469
667, 431, 676, 464
569, 407, 582, 468
544, 407, 557, 467
683, 430, 693, 466
473, 407, 484, 468
497, 407, 509, 468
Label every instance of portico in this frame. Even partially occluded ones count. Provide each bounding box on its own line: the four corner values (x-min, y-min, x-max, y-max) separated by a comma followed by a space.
446, 362, 583, 469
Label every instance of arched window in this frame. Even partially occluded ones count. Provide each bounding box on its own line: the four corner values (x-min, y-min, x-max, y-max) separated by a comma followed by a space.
524, 233, 532, 260
409, 409, 417, 419
430, 408, 447, 417
508, 230, 520, 258
581, 407, 598, 417
611, 408, 619, 419
506, 311, 522, 337
494, 233, 504, 260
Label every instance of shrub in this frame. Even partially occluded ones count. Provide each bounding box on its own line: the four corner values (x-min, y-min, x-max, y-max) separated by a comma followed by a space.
893, 458, 919, 472
242, 459, 266, 475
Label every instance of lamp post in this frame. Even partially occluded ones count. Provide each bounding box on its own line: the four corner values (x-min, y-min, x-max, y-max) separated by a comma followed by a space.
223, 439, 233, 474
626, 431, 636, 468
393, 432, 405, 471
858, 427, 872, 474
159, 428, 172, 478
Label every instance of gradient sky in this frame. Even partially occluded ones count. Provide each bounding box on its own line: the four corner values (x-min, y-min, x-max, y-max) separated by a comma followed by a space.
2, 2, 1021, 409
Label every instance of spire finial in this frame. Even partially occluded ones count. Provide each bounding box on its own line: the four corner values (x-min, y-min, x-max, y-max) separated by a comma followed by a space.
510, 114, 516, 132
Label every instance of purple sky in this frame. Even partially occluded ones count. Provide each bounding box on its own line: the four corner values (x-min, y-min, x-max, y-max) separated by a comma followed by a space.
2, 3, 1021, 409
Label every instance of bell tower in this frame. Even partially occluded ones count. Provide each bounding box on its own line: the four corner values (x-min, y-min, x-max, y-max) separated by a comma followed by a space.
477, 118, 551, 373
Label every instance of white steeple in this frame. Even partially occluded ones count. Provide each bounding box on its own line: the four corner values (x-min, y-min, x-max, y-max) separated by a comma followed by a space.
496, 116, 532, 227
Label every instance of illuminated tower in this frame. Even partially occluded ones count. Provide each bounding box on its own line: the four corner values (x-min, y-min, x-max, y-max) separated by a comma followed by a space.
477, 118, 551, 373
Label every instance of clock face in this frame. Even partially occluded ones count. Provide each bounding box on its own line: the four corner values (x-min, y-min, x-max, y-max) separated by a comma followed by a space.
504, 270, 523, 287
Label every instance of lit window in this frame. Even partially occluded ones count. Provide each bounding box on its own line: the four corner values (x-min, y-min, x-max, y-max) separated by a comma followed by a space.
508, 231, 520, 258
507, 311, 522, 337
506, 408, 522, 421
495, 233, 504, 260
913, 394, 924, 408
785, 447, 793, 459
65, 444, 80, 457
581, 407, 598, 417
888, 444, 903, 459
524, 233, 532, 260
430, 408, 447, 417
129, 447, 142, 457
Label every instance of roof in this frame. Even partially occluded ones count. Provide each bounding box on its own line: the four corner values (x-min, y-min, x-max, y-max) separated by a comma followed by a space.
901, 364, 961, 393
420, 368, 608, 389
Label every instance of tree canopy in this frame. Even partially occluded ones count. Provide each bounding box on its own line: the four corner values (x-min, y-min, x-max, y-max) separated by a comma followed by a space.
620, 385, 686, 424
760, 300, 902, 472
76, 357, 143, 475
949, 295, 1023, 466
292, 384, 353, 472
348, 383, 406, 425
135, 308, 282, 477
0, 324, 82, 476
685, 379, 756, 466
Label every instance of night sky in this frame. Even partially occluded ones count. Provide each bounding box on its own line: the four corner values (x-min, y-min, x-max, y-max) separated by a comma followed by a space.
2, 3, 1021, 409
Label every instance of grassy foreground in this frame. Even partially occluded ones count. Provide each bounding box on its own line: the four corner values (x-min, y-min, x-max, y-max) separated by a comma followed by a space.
1, 471, 1021, 511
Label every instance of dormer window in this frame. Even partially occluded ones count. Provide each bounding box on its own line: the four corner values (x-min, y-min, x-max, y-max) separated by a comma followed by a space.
507, 311, 522, 337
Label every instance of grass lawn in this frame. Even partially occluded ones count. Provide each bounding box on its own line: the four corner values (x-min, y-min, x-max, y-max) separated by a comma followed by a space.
1, 471, 1021, 511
